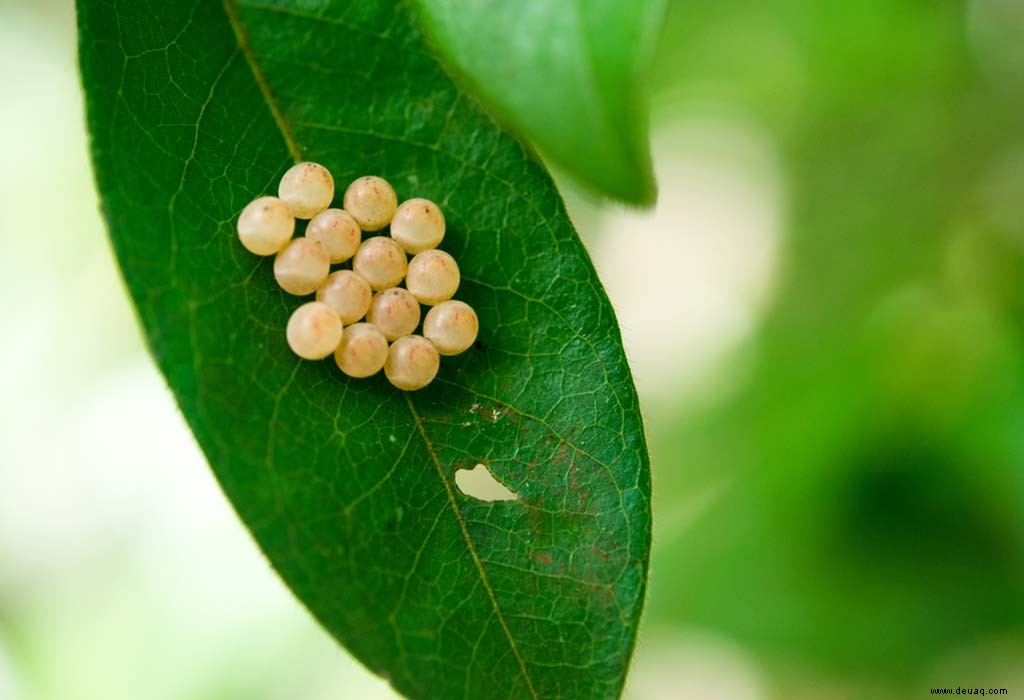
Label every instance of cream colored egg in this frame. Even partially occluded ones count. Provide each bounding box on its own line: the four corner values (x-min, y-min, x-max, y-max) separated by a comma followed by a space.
366, 287, 421, 341
306, 208, 361, 263
343, 176, 398, 231
237, 196, 295, 255
286, 301, 343, 360
352, 236, 407, 291
385, 335, 440, 391
406, 249, 460, 305
278, 162, 334, 219
390, 198, 445, 253
423, 300, 478, 356
274, 238, 330, 295
316, 270, 372, 324
333, 322, 388, 378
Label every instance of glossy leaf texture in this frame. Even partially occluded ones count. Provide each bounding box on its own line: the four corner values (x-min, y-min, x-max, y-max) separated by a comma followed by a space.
77, 0, 651, 698
412, 0, 663, 206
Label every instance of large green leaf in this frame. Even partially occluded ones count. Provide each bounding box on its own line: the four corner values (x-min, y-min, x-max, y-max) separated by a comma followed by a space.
412, 0, 663, 205
77, 0, 650, 697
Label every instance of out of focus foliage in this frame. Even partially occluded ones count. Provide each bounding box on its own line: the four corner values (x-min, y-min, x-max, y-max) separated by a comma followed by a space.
644, 0, 1024, 689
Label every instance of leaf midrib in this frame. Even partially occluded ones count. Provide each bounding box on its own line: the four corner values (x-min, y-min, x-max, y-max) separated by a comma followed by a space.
221, 1, 538, 696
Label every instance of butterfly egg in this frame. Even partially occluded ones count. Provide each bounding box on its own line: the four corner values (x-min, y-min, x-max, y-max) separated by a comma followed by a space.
385, 335, 440, 391
286, 301, 343, 360
391, 198, 445, 253
237, 196, 295, 255
279, 162, 334, 219
274, 238, 330, 295
352, 236, 408, 291
306, 208, 361, 263
317, 270, 372, 324
334, 322, 388, 378
343, 175, 398, 231
366, 287, 421, 341
423, 300, 478, 356
406, 249, 460, 306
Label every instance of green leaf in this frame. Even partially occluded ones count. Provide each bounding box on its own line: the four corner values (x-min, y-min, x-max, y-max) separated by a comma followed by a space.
76, 0, 651, 697
412, 0, 663, 205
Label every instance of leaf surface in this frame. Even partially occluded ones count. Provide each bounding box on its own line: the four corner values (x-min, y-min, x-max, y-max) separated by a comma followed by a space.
77, 0, 651, 697
413, 0, 663, 205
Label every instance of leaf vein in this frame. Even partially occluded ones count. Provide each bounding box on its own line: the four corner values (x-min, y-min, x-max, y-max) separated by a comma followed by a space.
223, 0, 303, 162
405, 395, 539, 699
221, 3, 541, 695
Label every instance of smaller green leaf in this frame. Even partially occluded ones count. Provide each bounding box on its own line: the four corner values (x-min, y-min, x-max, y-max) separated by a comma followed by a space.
412, 0, 663, 206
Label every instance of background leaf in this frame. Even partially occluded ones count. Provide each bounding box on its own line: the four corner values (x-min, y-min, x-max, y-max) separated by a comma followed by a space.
76, 0, 651, 698
412, 0, 663, 205
640, 0, 1024, 685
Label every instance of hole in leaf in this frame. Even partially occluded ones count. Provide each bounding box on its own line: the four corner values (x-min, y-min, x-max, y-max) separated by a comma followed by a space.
455, 464, 519, 502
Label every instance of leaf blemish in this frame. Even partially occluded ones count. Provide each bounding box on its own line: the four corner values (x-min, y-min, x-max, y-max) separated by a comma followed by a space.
454, 464, 519, 502
468, 401, 509, 423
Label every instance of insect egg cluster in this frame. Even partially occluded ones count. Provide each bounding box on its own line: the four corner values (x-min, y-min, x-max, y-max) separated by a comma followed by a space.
236, 163, 479, 391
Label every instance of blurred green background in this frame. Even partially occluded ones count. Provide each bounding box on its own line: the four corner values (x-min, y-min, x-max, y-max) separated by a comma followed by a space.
3, 0, 1024, 698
